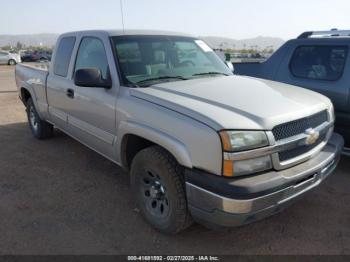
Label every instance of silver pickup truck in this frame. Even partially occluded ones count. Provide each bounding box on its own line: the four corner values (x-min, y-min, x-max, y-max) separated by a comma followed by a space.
15, 30, 343, 234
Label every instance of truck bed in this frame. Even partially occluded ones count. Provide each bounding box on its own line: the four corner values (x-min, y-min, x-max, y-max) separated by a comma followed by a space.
15, 63, 49, 116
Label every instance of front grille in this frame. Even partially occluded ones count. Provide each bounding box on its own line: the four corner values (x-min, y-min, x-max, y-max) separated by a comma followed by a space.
272, 110, 330, 164
272, 110, 328, 141
278, 132, 327, 162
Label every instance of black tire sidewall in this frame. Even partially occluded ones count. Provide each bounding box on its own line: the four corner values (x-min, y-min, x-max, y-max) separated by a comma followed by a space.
8, 59, 16, 65
131, 147, 187, 233
26, 98, 42, 138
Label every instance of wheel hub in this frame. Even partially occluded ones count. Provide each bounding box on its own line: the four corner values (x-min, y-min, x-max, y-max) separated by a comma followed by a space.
29, 107, 38, 131
141, 170, 170, 218
149, 182, 165, 199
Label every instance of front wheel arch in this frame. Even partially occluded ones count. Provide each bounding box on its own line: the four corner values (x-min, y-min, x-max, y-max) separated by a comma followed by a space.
119, 131, 193, 172
117, 121, 193, 171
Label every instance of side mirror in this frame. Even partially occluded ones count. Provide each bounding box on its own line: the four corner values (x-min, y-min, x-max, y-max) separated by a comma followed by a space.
226, 61, 234, 72
74, 68, 112, 88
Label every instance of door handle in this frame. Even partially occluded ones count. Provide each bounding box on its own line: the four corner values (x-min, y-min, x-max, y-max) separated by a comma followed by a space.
66, 88, 74, 98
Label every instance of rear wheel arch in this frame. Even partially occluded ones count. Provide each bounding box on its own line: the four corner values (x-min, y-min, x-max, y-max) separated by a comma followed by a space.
20, 87, 32, 106
26, 97, 53, 139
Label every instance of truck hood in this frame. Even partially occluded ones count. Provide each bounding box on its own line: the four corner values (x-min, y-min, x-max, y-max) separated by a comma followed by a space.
129, 75, 332, 130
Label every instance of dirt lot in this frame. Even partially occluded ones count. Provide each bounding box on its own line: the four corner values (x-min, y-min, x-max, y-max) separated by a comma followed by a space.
0, 65, 349, 255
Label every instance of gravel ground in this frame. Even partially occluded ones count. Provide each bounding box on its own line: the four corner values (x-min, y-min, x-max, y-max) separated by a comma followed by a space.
0, 65, 349, 255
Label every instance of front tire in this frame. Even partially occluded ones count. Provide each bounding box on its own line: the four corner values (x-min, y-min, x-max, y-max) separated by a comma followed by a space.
130, 146, 193, 234
26, 98, 53, 139
8, 59, 16, 65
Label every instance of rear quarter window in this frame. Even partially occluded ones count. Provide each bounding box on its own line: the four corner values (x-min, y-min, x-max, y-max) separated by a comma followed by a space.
53, 37, 76, 77
289, 45, 348, 81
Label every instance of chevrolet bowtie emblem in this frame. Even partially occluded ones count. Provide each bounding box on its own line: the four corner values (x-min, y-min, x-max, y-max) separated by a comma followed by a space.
305, 128, 320, 145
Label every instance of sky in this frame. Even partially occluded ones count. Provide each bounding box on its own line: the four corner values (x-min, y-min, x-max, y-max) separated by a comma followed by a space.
1, 0, 349, 40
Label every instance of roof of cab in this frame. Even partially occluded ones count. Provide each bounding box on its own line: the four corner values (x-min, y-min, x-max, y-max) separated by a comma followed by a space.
61, 29, 194, 37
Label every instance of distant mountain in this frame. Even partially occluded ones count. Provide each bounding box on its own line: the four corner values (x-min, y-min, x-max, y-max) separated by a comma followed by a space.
0, 33, 285, 51
0, 34, 58, 47
200, 36, 285, 51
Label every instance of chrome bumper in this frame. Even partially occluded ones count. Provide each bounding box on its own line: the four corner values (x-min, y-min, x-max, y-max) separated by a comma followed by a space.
186, 133, 343, 227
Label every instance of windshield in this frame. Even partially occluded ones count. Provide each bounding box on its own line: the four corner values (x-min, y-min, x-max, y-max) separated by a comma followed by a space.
111, 35, 232, 86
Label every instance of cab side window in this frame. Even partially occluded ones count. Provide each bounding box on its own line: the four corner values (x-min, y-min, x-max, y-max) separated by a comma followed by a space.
290, 45, 348, 81
53, 37, 76, 77
75, 37, 109, 80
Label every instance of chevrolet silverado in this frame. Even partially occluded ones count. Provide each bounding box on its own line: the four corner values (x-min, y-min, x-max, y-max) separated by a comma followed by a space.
15, 30, 343, 233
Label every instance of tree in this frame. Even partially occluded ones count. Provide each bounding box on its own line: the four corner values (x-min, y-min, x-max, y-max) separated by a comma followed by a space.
1, 45, 12, 51
16, 42, 24, 50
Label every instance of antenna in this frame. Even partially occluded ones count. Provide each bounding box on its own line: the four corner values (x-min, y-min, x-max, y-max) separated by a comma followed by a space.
120, 0, 125, 34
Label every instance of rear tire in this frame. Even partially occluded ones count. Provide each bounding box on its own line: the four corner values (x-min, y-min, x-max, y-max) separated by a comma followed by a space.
130, 146, 193, 234
8, 59, 16, 65
26, 98, 53, 139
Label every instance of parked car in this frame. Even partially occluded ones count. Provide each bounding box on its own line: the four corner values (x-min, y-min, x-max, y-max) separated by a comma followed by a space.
21, 50, 52, 62
35, 51, 52, 61
233, 29, 350, 148
20, 51, 33, 62
249, 52, 262, 59
0, 50, 21, 65
15, 30, 343, 233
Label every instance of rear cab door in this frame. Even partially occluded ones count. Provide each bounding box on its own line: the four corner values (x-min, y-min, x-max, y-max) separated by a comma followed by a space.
47, 35, 77, 129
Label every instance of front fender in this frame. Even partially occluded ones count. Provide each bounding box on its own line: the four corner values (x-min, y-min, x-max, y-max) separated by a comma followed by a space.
117, 120, 193, 169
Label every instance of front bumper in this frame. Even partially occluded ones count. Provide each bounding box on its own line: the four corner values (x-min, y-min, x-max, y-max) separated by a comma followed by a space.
185, 133, 343, 227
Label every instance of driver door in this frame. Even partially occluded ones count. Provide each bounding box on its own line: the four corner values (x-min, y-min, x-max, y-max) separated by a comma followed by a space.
65, 36, 118, 159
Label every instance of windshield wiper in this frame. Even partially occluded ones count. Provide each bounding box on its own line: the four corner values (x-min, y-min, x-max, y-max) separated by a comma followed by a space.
192, 72, 230, 77
135, 75, 188, 86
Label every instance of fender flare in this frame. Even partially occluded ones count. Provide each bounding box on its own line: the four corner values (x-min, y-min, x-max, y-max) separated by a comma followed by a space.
19, 83, 43, 117
19, 80, 37, 102
117, 120, 193, 169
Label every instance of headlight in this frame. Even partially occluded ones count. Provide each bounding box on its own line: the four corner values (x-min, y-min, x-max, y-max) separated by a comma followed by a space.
220, 131, 271, 177
224, 156, 272, 177
219, 131, 269, 152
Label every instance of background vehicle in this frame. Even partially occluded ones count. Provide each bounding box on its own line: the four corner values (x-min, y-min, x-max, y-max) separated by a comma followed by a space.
20, 51, 33, 62
233, 29, 350, 148
0, 50, 21, 65
36, 51, 52, 61
15, 30, 343, 233
21, 50, 52, 62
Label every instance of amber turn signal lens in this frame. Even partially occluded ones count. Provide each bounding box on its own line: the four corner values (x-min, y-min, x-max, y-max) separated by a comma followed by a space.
219, 132, 232, 151
223, 160, 234, 177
